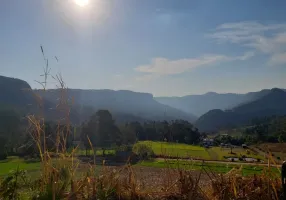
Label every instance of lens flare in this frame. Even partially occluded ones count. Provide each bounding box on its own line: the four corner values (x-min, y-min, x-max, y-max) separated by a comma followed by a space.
74, 0, 89, 7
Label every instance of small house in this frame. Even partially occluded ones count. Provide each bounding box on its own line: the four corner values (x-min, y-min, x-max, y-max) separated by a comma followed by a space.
202, 138, 214, 147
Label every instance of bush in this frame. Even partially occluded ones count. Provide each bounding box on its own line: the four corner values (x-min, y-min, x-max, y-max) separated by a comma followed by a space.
0, 136, 7, 160
132, 143, 154, 160
0, 154, 7, 160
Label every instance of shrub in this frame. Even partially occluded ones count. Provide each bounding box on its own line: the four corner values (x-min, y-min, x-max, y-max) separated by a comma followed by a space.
132, 143, 154, 160
0, 154, 7, 160
0, 136, 7, 160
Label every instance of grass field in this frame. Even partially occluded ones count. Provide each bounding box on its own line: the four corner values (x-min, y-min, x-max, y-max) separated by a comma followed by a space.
76, 149, 115, 156
0, 156, 104, 179
137, 160, 280, 176
207, 147, 264, 160
138, 141, 210, 159
0, 156, 278, 181
137, 141, 263, 161
255, 143, 286, 159
0, 157, 41, 176
0, 142, 270, 178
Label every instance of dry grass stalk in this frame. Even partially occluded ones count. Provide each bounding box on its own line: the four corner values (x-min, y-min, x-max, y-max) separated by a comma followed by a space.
18, 46, 284, 200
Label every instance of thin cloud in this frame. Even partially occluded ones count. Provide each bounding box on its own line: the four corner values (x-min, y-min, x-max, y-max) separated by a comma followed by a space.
269, 52, 286, 65
135, 52, 253, 78
113, 74, 123, 78
208, 21, 286, 64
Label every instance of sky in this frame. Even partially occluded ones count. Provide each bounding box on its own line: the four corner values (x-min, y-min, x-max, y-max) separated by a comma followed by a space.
0, 0, 286, 97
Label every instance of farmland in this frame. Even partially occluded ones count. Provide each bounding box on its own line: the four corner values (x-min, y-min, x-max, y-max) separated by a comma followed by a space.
254, 143, 286, 162
0, 155, 278, 180
137, 159, 279, 176
138, 141, 210, 159
137, 141, 264, 161
0, 141, 267, 178
0, 157, 41, 177
0, 143, 282, 199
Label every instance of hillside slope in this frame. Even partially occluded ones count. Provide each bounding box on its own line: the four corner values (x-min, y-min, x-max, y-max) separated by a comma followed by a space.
155, 89, 272, 116
35, 89, 197, 123
0, 75, 80, 123
0, 75, 197, 124
0, 75, 35, 108
195, 88, 286, 132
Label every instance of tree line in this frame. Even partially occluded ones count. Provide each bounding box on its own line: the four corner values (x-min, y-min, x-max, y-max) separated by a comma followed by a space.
213, 115, 286, 146
80, 110, 201, 154
0, 108, 201, 159
3, 106, 285, 160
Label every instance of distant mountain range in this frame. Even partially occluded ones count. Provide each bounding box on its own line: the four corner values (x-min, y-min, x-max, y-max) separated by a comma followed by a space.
1, 75, 286, 131
155, 89, 275, 117
0, 75, 196, 124
34, 89, 197, 123
195, 88, 286, 132
0, 75, 80, 123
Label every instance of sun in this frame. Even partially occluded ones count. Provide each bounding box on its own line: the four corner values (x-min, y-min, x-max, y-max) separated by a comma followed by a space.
74, 0, 89, 7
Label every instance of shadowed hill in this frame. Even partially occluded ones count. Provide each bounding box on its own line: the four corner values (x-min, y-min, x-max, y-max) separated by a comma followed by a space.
34, 89, 197, 123
0, 75, 34, 108
0, 75, 80, 123
195, 88, 286, 132
0, 75, 197, 124
155, 89, 272, 117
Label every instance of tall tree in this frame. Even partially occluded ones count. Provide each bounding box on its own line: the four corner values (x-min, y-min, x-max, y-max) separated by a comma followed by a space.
0, 108, 21, 154
119, 123, 137, 145
83, 110, 122, 156
0, 136, 8, 160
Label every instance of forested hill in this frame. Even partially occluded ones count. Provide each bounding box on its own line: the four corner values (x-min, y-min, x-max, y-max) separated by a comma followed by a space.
195, 88, 286, 132
34, 89, 197, 122
0, 75, 34, 107
0, 75, 81, 123
0, 75, 197, 124
155, 89, 273, 116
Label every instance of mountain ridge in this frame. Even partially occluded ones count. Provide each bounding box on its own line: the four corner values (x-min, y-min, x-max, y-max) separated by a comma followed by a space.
195, 88, 286, 132
1, 75, 285, 129
34, 88, 197, 122
155, 88, 284, 116
0, 75, 197, 124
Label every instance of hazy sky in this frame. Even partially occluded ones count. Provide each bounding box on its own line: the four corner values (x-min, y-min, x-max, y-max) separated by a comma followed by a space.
1, 0, 286, 96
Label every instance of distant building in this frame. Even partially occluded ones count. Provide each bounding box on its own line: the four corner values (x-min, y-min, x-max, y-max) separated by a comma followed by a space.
202, 138, 214, 146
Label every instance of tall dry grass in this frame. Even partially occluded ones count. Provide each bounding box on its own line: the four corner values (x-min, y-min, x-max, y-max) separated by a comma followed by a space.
1, 46, 283, 200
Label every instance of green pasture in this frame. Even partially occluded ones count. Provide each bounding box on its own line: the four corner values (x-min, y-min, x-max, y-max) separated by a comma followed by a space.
137, 159, 279, 176
0, 157, 41, 177
137, 141, 210, 159
75, 149, 115, 156
207, 147, 264, 160
137, 141, 264, 161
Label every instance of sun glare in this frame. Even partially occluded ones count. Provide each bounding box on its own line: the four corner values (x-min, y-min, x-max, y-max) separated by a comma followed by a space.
74, 0, 89, 7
